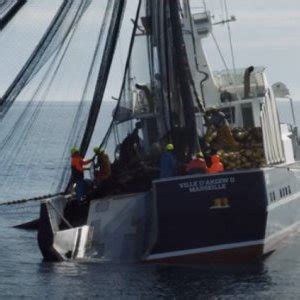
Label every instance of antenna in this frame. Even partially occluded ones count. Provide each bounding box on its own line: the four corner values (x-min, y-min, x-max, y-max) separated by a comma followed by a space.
213, 15, 236, 26
203, 0, 207, 11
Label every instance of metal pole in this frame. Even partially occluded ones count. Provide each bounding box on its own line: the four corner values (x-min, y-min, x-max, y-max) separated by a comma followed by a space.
47, 201, 73, 229
289, 97, 297, 126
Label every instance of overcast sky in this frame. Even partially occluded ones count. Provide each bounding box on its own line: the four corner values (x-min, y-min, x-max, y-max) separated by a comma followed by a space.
0, 0, 299, 100
195, 0, 300, 100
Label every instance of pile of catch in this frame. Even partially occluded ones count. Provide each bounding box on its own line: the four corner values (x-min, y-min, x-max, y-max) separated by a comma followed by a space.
205, 126, 266, 170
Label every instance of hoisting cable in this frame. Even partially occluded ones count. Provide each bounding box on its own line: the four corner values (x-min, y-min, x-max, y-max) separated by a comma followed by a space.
163, 1, 176, 137
169, 0, 200, 155
100, 0, 143, 150
224, 0, 237, 78
211, 31, 231, 74
185, 0, 207, 111
79, 0, 128, 157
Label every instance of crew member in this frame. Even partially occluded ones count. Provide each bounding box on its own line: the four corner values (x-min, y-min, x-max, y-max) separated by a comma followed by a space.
119, 122, 142, 165
160, 143, 177, 178
204, 107, 239, 150
93, 147, 111, 186
186, 152, 208, 174
135, 83, 154, 113
208, 154, 224, 174
70, 147, 92, 201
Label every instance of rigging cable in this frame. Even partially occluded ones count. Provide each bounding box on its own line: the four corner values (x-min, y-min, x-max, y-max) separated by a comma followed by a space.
79, 0, 128, 158
169, 0, 200, 156
224, 0, 237, 76
163, 1, 175, 137
101, 0, 143, 150
210, 31, 231, 74
150, 0, 170, 135
185, 0, 207, 111
223, 0, 240, 100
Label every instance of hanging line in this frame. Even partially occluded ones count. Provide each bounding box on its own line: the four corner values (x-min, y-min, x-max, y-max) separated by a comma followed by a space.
100, 0, 143, 150
223, 0, 240, 100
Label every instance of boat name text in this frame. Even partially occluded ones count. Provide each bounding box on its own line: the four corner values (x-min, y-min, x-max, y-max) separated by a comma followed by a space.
179, 177, 235, 193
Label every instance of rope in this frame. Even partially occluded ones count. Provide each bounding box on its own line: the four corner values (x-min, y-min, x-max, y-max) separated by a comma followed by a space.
101, 0, 145, 149
185, 0, 206, 110
224, 0, 237, 74
0, 192, 65, 207
211, 31, 231, 74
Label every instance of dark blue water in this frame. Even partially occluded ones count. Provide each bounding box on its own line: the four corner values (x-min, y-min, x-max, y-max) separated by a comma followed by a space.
1, 215, 300, 299
1, 101, 300, 298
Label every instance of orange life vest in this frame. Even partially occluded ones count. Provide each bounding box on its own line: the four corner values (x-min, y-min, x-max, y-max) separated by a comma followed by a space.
71, 153, 91, 181
208, 155, 224, 174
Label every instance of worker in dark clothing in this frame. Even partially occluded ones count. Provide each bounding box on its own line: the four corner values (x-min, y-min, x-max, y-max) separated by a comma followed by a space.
205, 107, 227, 127
204, 107, 239, 150
93, 147, 112, 186
135, 83, 154, 112
208, 154, 224, 174
160, 143, 177, 178
186, 152, 208, 174
119, 122, 142, 165
70, 147, 92, 201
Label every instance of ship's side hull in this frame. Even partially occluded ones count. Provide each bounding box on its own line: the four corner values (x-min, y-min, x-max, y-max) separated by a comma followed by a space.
38, 165, 300, 263
263, 165, 300, 253
145, 166, 300, 264
38, 192, 156, 262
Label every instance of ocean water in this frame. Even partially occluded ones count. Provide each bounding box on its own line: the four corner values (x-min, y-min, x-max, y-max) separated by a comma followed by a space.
0, 101, 300, 299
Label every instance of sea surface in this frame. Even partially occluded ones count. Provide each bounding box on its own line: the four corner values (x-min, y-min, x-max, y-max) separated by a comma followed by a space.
0, 101, 300, 299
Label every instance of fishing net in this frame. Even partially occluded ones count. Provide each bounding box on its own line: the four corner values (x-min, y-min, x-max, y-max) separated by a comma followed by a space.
0, 0, 25, 29
1, 0, 92, 114
0, 0, 121, 201
99, 0, 152, 162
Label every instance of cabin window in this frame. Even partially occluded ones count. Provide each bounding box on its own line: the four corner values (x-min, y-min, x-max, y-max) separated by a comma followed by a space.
241, 103, 254, 127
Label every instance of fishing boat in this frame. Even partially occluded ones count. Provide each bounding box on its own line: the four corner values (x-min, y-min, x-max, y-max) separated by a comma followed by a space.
37, 0, 300, 263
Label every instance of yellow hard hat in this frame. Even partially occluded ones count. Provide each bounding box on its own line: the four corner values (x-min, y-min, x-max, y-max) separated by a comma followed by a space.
93, 147, 104, 155
166, 143, 174, 151
196, 152, 204, 158
70, 147, 79, 155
